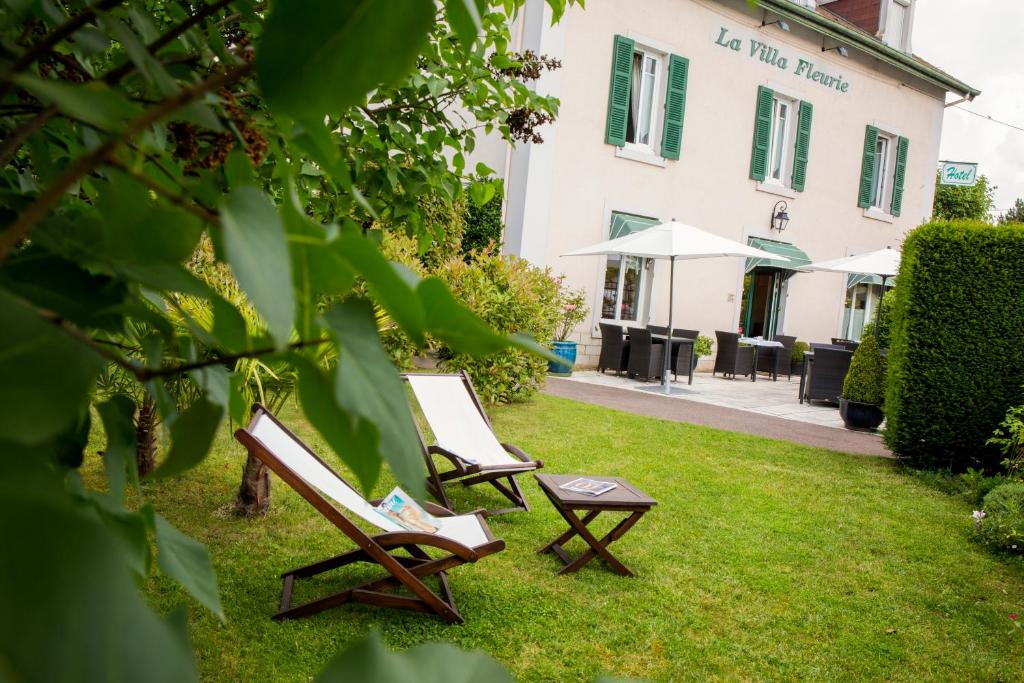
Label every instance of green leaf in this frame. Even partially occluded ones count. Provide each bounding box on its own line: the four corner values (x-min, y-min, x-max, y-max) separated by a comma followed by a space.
219, 186, 295, 346
0, 289, 104, 445
90, 496, 151, 577
12, 75, 142, 133
293, 356, 382, 495
336, 235, 425, 346
445, 0, 484, 49
96, 171, 204, 266
256, 0, 435, 122
149, 398, 224, 480
97, 395, 139, 502
148, 510, 225, 621
316, 631, 513, 683
468, 180, 496, 207
0, 245, 127, 331
321, 300, 425, 496
0, 457, 199, 683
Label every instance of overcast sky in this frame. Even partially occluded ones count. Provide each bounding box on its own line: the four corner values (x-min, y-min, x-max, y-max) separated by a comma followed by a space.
913, 0, 1024, 216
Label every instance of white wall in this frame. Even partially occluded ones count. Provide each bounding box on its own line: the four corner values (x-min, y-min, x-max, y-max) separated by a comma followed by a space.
491, 0, 949, 364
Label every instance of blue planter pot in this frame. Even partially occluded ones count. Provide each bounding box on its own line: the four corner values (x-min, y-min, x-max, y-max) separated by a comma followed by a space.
548, 340, 577, 376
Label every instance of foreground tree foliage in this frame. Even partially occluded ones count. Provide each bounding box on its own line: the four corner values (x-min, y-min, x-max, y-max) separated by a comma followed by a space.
0, 0, 580, 679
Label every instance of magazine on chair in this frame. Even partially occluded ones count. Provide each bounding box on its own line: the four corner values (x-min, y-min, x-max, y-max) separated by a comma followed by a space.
375, 487, 441, 533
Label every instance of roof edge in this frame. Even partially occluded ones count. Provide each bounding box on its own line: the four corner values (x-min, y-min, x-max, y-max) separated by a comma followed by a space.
754, 0, 980, 99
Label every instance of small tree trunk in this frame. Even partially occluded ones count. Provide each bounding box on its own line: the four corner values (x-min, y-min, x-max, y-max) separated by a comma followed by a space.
233, 453, 271, 516
135, 394, 158, 477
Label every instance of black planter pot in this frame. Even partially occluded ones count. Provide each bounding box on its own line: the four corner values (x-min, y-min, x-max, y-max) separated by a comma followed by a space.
839, 397, 884, 430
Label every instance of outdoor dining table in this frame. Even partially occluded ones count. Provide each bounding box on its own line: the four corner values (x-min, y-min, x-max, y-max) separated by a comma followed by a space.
738, 337, 784, 382
649, 334, 696, 385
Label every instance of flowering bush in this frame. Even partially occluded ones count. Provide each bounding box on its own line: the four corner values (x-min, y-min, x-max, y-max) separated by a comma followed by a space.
434, 248, 561, 403
554, 282, 590, 342
972, 482, 1024, 556
988, 404, 1024, 480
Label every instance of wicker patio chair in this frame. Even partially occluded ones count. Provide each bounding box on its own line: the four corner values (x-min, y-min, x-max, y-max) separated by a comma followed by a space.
712, 331, 755, 380
234, 405, 504, 624
757, 334, 796, 381
597, 322, 630, 376
802, 347, 854, 404
626, 327, 665, 381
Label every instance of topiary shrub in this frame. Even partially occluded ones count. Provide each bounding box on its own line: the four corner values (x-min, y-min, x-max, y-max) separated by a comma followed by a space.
973, 482, 1024, 556
885, 221, 1024, 470
876, 286, 896, 348
434, 248, 560, 403
462, 179, 504, 256
842, 326, 886, 404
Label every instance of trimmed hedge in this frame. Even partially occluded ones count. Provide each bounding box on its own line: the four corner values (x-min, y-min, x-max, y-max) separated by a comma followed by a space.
885, 221, 1024, 470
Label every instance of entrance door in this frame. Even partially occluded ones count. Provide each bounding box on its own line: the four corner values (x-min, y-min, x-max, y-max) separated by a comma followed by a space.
741, 268, 785, 338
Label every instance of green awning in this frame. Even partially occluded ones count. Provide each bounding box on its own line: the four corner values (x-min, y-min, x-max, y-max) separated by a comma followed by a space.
744, 237, 811, 273
847, 273, 897, 288
610, 212, 660, 239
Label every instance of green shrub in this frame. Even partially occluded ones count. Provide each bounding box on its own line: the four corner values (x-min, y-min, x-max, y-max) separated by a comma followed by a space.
790, 340, 809, 363
989, 404, 1024, 480
462, 179, 504, 256
842, 327, 886, 404
434, 249, 560, 403
907, 466, 1010, 506
885, 221, 1024, 470
695, 335, 713, 359
973, 482, 1024, 556
876, 287, 896, 348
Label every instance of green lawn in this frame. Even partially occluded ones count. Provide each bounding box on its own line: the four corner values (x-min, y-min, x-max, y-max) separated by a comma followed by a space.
91, 394, 1024, 681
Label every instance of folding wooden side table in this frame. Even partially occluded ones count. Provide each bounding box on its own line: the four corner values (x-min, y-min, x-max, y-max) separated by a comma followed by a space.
534, 474, 657, 577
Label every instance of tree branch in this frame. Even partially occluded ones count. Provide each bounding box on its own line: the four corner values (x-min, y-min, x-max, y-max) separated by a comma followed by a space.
109, 158, 221, 225
0, 0, 124, 100
0, 61, 254, 262
137, 337, 331, 381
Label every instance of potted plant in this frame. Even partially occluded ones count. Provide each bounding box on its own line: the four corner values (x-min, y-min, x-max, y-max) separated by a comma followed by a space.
790, 340, 809, 376
839, 326, 886, 430
693, 335, 714, 370
548, 284, 589, 376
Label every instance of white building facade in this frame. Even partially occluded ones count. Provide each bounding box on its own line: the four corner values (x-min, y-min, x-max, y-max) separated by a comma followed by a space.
475, 0, 977, 365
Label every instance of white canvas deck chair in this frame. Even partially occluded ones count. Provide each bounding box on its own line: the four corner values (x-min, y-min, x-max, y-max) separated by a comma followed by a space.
403, 371, 544, 516
234, 404, 505, 624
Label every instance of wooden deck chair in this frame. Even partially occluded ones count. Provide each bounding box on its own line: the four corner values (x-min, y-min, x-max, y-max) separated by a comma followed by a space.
234, 404, 505, 624
402, 371, 543, 516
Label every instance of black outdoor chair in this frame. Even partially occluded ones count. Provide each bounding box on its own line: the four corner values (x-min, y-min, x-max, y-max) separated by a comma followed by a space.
646, 324, 668, 336
802, 347, 854, 404
626, 327, 664, 381
831, 337, 860, 352
712, 331, 755, 380
597, 323, 630, 376
670, 328, 699, 379
757, 334, 796, 381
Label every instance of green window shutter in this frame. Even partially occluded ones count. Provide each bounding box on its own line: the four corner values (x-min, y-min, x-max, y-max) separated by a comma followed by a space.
791, 101, 813, 192
660, 54, 689, 160
749, 86, 774, 181
858, 125, 880, 208
605, 35, 634, 147
890, 136, 910, 216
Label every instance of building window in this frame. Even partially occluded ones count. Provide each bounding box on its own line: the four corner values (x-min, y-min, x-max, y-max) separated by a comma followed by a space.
767, 95, 795, 184
602, 254, 647, 322
883, 0, 911, 51
625, 49, 661, 149
871, 132, 900, 211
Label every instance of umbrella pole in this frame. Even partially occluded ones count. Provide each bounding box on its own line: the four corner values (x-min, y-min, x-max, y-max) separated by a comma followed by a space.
662, 256, 676, 394
876, 274, 889, 327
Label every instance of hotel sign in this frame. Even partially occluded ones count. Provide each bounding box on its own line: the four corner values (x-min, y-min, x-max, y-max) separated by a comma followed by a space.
939, 161, 978, 186
713, 24, 852, 94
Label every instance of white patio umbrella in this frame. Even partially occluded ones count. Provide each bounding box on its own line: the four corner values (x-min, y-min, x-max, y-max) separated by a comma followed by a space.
563, 220, 786, 395
803, 246, 900, 325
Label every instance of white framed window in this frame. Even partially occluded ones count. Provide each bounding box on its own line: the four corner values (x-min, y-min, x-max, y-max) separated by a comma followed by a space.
766, 94, 796, 186
602, 254, 650, 323
625, 48, 663, 151
871, 132, 897, 211
883, 0, 912, 51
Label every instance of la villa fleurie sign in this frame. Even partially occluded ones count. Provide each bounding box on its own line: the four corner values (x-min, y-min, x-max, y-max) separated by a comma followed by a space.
939, 161, 978, 187
714, 25, 851, 94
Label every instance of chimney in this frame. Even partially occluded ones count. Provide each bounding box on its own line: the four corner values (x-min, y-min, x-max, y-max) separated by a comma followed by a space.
821, 0, 883, 34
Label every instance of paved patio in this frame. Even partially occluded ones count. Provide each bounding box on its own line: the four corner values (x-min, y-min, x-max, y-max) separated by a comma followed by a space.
563, 370, 846, 428
545, 371, 890, 457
